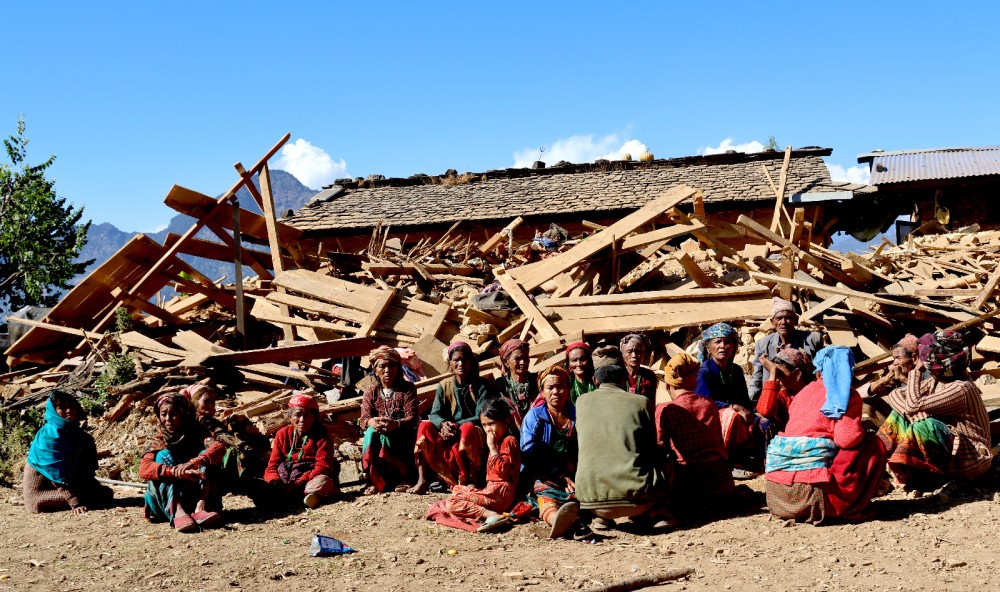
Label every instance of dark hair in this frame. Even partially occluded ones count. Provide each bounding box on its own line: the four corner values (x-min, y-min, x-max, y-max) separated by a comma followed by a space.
49, 390, 83, 416
479, 397, 513, 423
773, 359, 815, 386
594, 364, 628, 388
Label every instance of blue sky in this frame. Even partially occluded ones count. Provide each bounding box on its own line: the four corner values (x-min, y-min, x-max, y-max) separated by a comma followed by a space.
5, 2, 1000, 232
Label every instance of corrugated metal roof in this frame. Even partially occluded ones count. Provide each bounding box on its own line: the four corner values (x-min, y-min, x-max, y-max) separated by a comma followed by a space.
860, 147, 1000, 185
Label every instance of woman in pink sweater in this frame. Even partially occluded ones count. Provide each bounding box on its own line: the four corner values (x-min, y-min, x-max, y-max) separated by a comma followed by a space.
764, 346, 887, 524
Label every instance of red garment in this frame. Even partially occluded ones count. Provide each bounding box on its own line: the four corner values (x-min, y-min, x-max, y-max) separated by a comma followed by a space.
358, 381, 419, 429
766, 377, 866, 486
415, 420, 485, 487
655, 392, 727, 466
263, 425, 336, 486
426, 434, 521, 531
626, 367, 658, 401
756, 380, 793, 428
139, 440, 225, 481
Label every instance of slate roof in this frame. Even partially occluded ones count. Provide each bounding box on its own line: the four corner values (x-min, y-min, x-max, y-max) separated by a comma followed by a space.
287, 148, 870, 235
858, 146, 1000, 185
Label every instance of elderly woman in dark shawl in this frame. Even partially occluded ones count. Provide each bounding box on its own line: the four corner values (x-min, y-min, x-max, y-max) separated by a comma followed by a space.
409, 341, 489, 494
360, 346, 419, 494
494, 338, 537, 427
620, 334, 658, 402
565, 341, 597, 405
23, 390, 112, 515
140, 392, 225, 532
875, 330, 992, 493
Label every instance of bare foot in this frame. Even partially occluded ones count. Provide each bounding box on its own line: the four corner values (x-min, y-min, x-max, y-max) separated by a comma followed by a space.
407, 480, 430, 495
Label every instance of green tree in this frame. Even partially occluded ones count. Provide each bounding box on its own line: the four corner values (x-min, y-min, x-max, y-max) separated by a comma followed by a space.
0, 117, 92, 311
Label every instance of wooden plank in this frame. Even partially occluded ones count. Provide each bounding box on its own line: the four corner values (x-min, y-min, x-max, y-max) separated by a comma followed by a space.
162, 233, 291, 273
250, 298, 355, 334
111, 287, 186, 325
266, 291, 367, 324
748, 271, 939, 313
798, 294, 847, 323
769, 146, 793, 233
857, 335, 888, 359
823, 315, 857, 347
200, 338, 376, 367
543, 285, 768, 307
356, 288, 398, 337
5, 317, 105, 341
737, 215, 863, 289
119, 331, 190, 358
495, 269, 560, 341
674, 253, 715, 288
495, 317, 527, 343
976, 335, 1000, 355
973, 265, 1000, 311
619, 221, 705, 252
478, 216, 524, 255
256, 162, 295, 342
507, 185, 698, 291
550, 298, 772, 335
361, 262, 475, 276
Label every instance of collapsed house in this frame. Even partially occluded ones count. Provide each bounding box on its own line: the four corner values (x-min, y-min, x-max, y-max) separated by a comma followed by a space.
2, 134, 999, 481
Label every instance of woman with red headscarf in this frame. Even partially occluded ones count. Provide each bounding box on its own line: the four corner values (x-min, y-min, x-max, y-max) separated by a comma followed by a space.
876, 331, 991, 493
360, 346, 419, 493
494, 338, 537, 427
140, 392, 225, 532
565, 341, 597, 405
258, 393, 340, 509
409, 341, 489, 494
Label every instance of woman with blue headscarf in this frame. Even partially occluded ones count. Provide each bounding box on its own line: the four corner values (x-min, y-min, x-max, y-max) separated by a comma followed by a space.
23, 390, 113, 514
695, 323, 760, 477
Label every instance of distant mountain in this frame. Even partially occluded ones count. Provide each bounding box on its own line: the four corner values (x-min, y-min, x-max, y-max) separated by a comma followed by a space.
75, 169, 318, 290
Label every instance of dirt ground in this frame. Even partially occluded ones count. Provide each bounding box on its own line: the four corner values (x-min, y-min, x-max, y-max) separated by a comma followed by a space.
3, 473, 1000, 592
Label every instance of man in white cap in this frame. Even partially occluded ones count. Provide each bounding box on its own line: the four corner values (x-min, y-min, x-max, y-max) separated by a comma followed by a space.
748, 297, 823, 402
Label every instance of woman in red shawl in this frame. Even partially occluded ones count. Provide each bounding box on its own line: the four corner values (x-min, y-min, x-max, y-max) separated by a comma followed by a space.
620, 334, 658, 402
360, 346, 419, 493
140, 393, 225, 532
258, 393, 340, 509
494, 338, 537, 427
409, 341, 489, 494
565, 341, 597, 405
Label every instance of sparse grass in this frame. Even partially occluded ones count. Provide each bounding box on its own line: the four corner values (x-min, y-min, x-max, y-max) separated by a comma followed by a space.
438, 173, 478, 186
0, 406, 43, 485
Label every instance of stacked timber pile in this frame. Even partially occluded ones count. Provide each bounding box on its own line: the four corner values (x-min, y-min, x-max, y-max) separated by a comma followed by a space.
3, 136, 1000, 481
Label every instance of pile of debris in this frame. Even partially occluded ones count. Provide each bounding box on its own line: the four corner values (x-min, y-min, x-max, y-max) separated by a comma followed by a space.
3, 136, 1000, 481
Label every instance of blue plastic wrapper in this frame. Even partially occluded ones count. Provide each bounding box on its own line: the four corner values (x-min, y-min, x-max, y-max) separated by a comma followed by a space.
309, 534, 355, 557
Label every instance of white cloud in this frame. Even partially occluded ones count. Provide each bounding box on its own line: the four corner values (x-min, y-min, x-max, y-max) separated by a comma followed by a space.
699, 138, 767, 155
275, 138, 348, 189
148, 223, 168, 233
513, 134, 647, 168
827, 163, 871, 185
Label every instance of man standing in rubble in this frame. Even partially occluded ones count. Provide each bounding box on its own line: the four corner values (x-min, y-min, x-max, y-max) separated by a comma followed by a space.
749, 297, 824, 402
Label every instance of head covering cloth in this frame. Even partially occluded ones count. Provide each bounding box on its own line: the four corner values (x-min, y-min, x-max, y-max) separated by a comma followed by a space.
152, 393, 200, 451
918, 330, 968, 377
771, 297, 796, 318
619, 333, 646, 352
498, 339, 529, 376
289, 392, 320, 410
592, 345, 624, 370
537, 365, 570, 390
26, 394, 84, 486
369, 345, 402, 367
893, 334, 919, 357
565, 341, 592, 356
179, 384, 214, 403
446, 340, 479, 381
699, 322, 737, 363
772, 347, 813, 377
664, 353, 700, 388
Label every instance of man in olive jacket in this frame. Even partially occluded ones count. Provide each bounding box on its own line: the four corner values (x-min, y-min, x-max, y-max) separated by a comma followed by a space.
575, 364, 671, 526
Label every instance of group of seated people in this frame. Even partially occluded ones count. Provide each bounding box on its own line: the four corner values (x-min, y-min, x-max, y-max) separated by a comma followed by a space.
22, 296, 995, 537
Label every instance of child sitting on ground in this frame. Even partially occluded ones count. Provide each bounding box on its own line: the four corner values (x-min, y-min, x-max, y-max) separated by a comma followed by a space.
426, 399, 520, 533
23, 390, 113, 515
255, 393, 340, 509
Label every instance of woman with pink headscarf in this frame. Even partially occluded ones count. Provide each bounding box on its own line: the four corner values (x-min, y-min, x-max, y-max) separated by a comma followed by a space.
494, 338, 537, 427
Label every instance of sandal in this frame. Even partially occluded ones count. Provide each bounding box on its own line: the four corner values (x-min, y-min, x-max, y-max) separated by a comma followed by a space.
191, 510, 221, 528
173, 514, 197, 533
731, 468, 758, 480
476, 515, 510, 533
589, 516, 614, 531
303, 493, 321, 508
549, 501, 579, 539
394, 484, 413, 493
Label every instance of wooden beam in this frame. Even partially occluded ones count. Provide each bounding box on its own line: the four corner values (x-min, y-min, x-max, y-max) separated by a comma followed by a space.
496, 269, 560, 341
507, 185, 698, 291
200, 338, 375, 367
478, 216, 524, 255
356, 288, 398, 337
543, 285, 768, 307
256, 162, 296, 343
361, 262, 475, 276
6, 317, 105, 341
110, 287, 186, 325
674, 253, 715, 288
748, 271, 940, 314
163, 233, 292, 271
619, 221, 705, 252
769, 146, 792, 233
973, 265, 1000, 311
